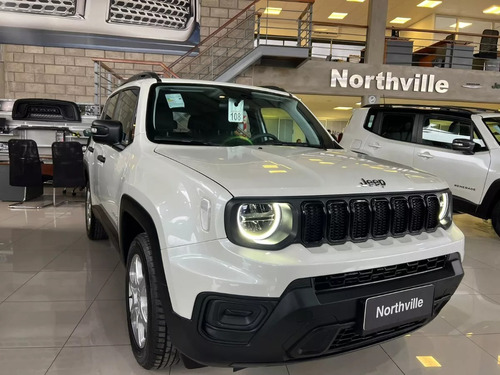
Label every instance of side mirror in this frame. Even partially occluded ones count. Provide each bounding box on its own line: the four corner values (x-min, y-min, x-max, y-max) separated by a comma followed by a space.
452, 138, 475, 154
91, 120, 122, 145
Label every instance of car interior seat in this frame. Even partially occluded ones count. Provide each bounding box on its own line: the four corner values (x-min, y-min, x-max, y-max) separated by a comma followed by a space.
154, 95, 177, 137
188, 113, 216, 140
381, 117, 412, 142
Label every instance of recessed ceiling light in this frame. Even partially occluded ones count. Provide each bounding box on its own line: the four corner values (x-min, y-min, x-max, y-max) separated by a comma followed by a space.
483, 5, 500, 14
450, 22, 472, 29
390, 17, 411, 24
334, 106, 353, 110
355, 102, 361, 105
263, 7, 282, 15
347, 0, 365, 2
328, 12, 348, 19
417, 0, 442, 8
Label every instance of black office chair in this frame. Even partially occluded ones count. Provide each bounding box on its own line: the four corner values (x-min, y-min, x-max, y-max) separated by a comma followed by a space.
474, 29, 499, 59
8, 139, 48, 208
51, 141, 86, 206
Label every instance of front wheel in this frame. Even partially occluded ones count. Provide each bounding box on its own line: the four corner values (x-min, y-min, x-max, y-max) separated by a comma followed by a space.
126, 233, 179, 369
492, 201, 500, 237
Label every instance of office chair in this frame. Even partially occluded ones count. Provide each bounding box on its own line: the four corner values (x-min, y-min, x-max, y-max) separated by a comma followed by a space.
474, 29, 499, 59
8, 139, 49, 208
51, 141, 86, 206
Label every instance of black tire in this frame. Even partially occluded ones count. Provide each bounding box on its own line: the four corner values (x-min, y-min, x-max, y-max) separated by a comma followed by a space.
85, 183, 107, 240
126, 233, 179, 370
492, 201, 500, 237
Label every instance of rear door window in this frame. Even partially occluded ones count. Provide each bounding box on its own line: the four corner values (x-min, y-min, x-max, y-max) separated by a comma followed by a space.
371, 112, 416, 142
418, 115, 475, 150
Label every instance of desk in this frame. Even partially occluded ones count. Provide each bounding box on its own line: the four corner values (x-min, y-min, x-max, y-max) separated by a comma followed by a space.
384, 38, 413, 66
413, 40, 473, 69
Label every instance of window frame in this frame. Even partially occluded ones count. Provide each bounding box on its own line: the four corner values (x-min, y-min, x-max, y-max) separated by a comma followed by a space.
114, 87, 140, 147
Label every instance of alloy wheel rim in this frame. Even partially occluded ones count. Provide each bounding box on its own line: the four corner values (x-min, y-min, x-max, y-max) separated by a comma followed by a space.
85, 187, 92, 230
129, 254, 148, 349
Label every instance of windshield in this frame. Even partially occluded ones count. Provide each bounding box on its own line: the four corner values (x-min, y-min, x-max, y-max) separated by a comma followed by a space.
146, 84, 337, 148
482, 117, 500, 145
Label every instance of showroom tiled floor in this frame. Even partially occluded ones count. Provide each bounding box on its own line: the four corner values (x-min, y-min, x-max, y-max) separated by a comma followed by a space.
0, 200, 500, 375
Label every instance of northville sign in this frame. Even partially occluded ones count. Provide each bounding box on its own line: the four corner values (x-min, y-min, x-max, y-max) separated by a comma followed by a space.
331, 69, 449, 94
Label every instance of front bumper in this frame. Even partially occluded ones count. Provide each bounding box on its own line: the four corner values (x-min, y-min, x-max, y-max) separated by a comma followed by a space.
166, 252, 463, 367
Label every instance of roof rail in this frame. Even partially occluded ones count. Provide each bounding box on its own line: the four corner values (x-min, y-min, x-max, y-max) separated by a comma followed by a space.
122, 72, 161, 85
259, 85, 289, 93
363, 104, 500, 114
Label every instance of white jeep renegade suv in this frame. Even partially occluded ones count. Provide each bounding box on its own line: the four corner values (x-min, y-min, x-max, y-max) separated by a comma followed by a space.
340, 104, 500, 237
84, 74, 464, 370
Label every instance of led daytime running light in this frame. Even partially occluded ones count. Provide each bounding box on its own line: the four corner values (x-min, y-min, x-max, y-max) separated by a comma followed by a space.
237, 203, 282, 241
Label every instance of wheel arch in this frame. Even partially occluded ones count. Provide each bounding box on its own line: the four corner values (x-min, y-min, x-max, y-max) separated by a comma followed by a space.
477, 179, 500, 219
120, 194, 162, 266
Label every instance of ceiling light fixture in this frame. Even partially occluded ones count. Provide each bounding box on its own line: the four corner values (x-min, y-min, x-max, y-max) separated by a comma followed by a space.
417, 0, 442, 8
328, 12, 348, 20
450, 22, 472, 29
390, 17, 411, 24
334, 106, 353, 110
263, 7, 282, 15
483, 5, 500, 14
347, 0, 365, 2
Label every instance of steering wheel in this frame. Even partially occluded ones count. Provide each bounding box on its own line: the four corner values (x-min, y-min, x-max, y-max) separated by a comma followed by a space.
221, 136, 253, 146
250, 133, 280, 143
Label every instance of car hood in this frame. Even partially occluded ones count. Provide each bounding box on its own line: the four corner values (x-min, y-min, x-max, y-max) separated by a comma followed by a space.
154, 145, 447, 197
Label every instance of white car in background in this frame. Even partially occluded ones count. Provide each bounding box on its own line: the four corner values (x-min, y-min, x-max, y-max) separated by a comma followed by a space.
341, 104, 500, 237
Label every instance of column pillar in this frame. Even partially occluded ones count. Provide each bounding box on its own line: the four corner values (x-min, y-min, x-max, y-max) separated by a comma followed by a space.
362, 0, 388, 105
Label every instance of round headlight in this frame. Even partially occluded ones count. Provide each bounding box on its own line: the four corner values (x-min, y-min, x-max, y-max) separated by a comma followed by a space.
438, 192, 452, 228
237, 203, 281, 241
438, 192, 449, 221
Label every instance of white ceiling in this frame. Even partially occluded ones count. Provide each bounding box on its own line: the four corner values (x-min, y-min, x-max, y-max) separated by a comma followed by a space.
257, 0, 500, 26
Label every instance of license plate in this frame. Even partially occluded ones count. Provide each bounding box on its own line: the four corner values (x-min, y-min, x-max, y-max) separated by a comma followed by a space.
363, 285, 434, 334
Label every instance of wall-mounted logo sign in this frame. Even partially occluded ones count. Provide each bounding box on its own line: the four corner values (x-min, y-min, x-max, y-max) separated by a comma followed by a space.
331, 69, 449, 94
462, 83, 482, 89
492, 83, 500, 89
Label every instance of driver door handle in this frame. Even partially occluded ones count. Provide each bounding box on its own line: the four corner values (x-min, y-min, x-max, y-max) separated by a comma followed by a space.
368, 142, 381, 149
97, 155, 106, 163
417, 152, 433, 159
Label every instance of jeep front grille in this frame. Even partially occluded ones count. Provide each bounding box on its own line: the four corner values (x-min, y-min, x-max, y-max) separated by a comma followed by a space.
301, 193, 441, 246
0, 0, 84, 17
107, 0, 191, 29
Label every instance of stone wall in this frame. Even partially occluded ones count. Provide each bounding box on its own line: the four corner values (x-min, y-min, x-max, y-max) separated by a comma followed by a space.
0, 0, 255, 103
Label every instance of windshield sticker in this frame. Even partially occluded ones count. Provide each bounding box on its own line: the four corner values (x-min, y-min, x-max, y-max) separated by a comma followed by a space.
228, 98, 244, 123
165, 94, 185, 109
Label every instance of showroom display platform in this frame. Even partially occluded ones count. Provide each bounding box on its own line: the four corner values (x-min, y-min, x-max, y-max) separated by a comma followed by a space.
0, 203, 498, 375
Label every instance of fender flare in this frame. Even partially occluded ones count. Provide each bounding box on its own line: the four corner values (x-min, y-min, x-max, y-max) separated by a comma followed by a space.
477, 179, 500, 219
119, 195, 177, 318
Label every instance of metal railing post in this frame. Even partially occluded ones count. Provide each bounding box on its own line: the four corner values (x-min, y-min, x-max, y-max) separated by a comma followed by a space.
256, 14, 261, 46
